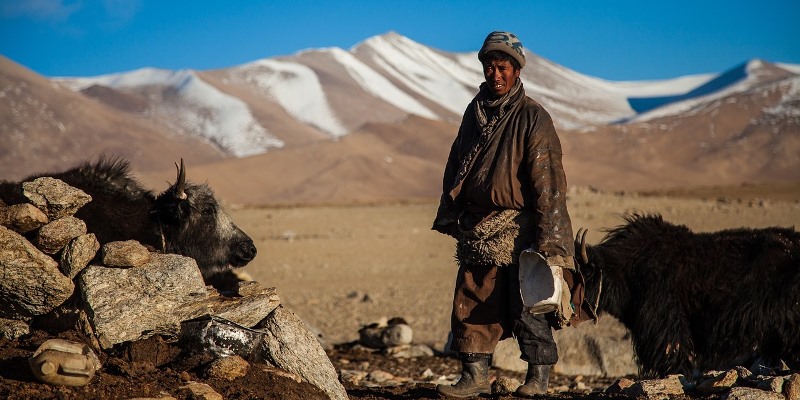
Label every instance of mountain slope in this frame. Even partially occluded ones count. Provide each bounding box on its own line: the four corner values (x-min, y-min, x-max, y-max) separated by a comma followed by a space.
2, 33, 798, 204
0, 56, 225, 181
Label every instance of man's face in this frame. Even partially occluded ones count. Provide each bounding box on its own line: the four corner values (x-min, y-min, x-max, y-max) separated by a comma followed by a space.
483, 60, 520, 97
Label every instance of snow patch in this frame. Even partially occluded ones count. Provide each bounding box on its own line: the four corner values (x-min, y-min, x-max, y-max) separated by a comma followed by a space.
56, 68, 283, 157
232, 59, 347, 137
326, 47, 439, 119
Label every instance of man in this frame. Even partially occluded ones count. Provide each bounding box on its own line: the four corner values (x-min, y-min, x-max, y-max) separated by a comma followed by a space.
432, 31, 576, 398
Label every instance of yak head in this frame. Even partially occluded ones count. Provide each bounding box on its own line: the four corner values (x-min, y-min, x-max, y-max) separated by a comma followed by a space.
151, 160, 257, 279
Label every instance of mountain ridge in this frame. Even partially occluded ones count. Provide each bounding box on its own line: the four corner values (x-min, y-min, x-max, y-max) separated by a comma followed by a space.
1, 32, 798, 205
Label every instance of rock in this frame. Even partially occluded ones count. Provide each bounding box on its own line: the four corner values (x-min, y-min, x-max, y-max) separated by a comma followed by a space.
22, 177, 92, 220
606, 378, 636, 393
382, 323, 413, 347
724, 386, 785, 400
204, 355, 249, 381
385, 343, 434, 358
368, 370, 395, 383
78, 253, 208, 347
624, 375, 690, 397
340, 369, 369, 386
358, 317, 413, 349
0, 317, 30, 340
257, 305, 349, 400
756, 376, 785, 393
785, 374, 800, 400
178, 381, 223, 400
0, 203, 49, 233
102, 240, 151, 267
34, 216, 87, 254
0, 226, 74, 318
697, 369, 740, 394
492, 376, 522, 395
262, 365, 304, 383
60, 233, 100, 278
236, 280, 269, 297
84, 256, 280, 348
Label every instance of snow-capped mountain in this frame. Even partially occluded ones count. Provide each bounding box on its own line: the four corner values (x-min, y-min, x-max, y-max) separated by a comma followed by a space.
2, 32, 798, 203
50, 32, 799, 158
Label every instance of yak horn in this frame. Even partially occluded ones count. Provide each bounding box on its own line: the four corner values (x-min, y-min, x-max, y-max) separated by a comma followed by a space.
174, 159, 187, 200
575, 228, 589, 265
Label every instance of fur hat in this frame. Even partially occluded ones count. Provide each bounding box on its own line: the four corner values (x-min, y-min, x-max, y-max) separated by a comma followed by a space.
478, 31, 525, 69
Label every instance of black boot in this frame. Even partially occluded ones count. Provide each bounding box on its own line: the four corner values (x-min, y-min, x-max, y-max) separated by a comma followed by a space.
436, 353, 491, 398
515, 364, 551, 397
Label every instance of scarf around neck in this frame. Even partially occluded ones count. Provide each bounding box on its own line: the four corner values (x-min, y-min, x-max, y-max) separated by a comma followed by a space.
474, 78, 524, 132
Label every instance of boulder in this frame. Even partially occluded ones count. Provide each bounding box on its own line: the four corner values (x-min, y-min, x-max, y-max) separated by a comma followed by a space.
78, 253, 208, 347
258, 305, 349, 400
0, 226, 74, 318
22, 177, 92, 220
79, 253, 281, 348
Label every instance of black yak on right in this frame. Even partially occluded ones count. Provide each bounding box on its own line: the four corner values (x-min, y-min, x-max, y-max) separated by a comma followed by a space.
574, 214, 800, 377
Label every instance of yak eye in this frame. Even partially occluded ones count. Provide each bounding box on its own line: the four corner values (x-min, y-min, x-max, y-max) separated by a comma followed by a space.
202, 206, 216, 216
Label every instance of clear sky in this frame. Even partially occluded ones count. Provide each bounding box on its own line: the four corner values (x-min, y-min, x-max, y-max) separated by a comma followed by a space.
2, 0, 799, 81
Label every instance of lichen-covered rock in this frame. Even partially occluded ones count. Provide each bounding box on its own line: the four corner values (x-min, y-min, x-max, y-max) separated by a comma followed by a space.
0, 226, 74, 318
101, 240, 150, 267
35, 216, 87, 254
22, 177, 92, 220
79, 253, 207, 347
60, 233, 100, 278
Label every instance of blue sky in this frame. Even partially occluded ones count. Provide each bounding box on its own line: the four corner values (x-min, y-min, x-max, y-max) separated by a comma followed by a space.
2, 1, 799, 80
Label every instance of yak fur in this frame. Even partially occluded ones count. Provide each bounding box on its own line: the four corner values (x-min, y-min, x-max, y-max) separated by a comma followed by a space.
575, 213, 800, 377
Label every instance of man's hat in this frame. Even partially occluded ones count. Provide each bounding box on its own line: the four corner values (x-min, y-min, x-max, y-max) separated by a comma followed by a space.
478, 31, 525, 68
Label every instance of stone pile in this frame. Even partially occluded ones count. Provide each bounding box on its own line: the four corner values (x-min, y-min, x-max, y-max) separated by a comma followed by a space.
0, 177, 347, 400
606, 364, 800, 400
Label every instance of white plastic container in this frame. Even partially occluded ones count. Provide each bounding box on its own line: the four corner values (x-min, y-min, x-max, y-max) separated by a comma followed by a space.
519, 249, 563, 314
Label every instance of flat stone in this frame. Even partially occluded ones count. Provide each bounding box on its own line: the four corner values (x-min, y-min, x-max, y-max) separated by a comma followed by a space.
178, 381, 222, 400
624, 375, 689, 397
78, 253, 208, 347
697, 369, 740, 394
